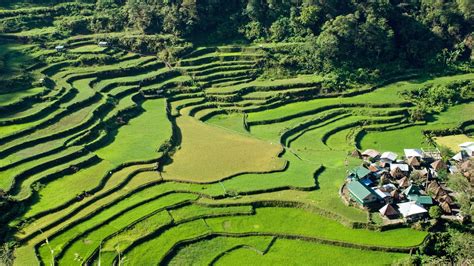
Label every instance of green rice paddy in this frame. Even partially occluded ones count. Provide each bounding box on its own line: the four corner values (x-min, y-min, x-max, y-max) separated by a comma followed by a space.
1, 26, 472, 265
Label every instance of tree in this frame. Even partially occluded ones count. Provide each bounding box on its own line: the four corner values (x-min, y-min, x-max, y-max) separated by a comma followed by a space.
126, 0, 163, 33
447, 173, 473, 216
429, 206, 442, 219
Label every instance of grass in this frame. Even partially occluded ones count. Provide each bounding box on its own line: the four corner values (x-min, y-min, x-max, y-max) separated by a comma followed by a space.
434, 134, 474, 152
95, 98, 171, 165
205, 207, 427, 247
123, 219, 211, 265
0, 87, 44, 106
56, 193, 196, 265
360, 102, 474, 154
169, 236, 274, 266
215, 238, 410, 266
161, 116, 286, 183
4, 38, 470, 266
168, 204, 254, 223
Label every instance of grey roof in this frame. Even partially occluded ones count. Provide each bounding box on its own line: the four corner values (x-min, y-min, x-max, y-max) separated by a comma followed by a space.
381, 151, 398, 161
390, 163, 409, 172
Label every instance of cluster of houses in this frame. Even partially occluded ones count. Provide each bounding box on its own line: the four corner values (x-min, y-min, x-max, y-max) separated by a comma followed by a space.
55, 41, 109, 52
343, 142, 474, 223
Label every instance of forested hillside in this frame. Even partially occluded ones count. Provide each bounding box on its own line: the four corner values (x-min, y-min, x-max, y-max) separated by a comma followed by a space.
0, 0, 473, 265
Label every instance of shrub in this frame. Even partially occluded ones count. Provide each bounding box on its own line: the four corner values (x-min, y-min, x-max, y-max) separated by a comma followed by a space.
429, 206, 442, 219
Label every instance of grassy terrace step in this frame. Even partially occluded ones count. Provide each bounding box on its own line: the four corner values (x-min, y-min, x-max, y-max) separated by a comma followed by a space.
183, 64, 256, 77
0, 87, 46, 108
0, 145, 86, 192
55, 195, 198, 264
116, 206, 255, 265
93, 67, 176, 93
214, 238, 409, 265
178, 53, 263, 67
241, 86, 322, 100
210, 77, 256, 88
289, 114, 405, 151
179, 60, 255, 73
53, 55, 155, 81
122, 219, 211, 265
38, 192, 198, 264
204, 207, 427, 248
247, 74, 474, 124
0, 98, 102, 157
199, 72, 259, 89
16, 164, 159, 239
170, 97, 205, 116
194, 69, 257, 83
75, 205, 252, 264
12, 153, 99, 201
139, 75, 193, 96
206, 75, 324, 95
168, 235, 274, 265
103, 93, 140, 122
0, 87, 69, 124
22, 99, 172, 219
95, 210, 173, 265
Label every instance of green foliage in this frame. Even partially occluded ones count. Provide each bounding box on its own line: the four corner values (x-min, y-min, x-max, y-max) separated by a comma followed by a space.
401, 80, 474, 114
447, 173, 473, 216
76, 54, 117, 66
428, 206, 442, 219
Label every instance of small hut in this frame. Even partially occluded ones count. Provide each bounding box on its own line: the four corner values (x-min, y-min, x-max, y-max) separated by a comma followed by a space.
440, 201, 452, 214
431, 160, 447, 172
407, 156, 421, 168
351, 149, 362, 159
390, 190, 400, 201
55, 45, 65, 52
398, 176, 410, 188
391, 167, 406, 179
361, 149, 380, 161
439, 194, 454, 205
379, 204, 399, 219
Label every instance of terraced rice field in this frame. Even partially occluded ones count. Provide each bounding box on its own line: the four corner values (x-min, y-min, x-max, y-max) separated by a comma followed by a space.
1, 36, 473, 265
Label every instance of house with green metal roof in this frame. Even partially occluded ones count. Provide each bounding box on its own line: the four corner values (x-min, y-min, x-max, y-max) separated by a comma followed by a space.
348, 166, 371, 180
402, 184, 421, 196
407, 194, 433, 206
347, 180, 379, 206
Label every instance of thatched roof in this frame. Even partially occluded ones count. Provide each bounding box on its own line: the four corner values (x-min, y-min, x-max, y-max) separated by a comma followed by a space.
407, 156, 421, 167
460, 160, 472, 172
440, 201, 452, 214
379, 204, 399, 217
351, 149, 362, 158
391, 190, 400, 200
427, 181, 440, 194
431, 160, 447, 171
361, 149, 380, 159
439, 194, 454, 205
391, 167, 405, 179
398, 176, 410, 188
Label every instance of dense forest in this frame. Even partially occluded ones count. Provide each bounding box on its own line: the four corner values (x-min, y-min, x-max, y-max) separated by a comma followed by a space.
1, 0, 473, 80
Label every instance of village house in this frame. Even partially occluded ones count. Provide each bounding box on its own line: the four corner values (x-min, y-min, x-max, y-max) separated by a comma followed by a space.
379, 204, 399, 219
404, 148, 424, 159
361, 149, 380, 161
55, 45, 65, 52
343, 146, 462, 223
459, 142, 474, 156
380, 151, 398, 163
397, 201, 428, 222
346, 180, 379, 207
98, 41, 108, 47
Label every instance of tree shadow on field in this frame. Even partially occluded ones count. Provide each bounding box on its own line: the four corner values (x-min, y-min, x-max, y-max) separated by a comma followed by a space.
157, 106, 183, 172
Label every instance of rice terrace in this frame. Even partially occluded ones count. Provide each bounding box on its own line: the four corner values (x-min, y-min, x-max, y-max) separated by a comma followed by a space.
0, 1, 473, 265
